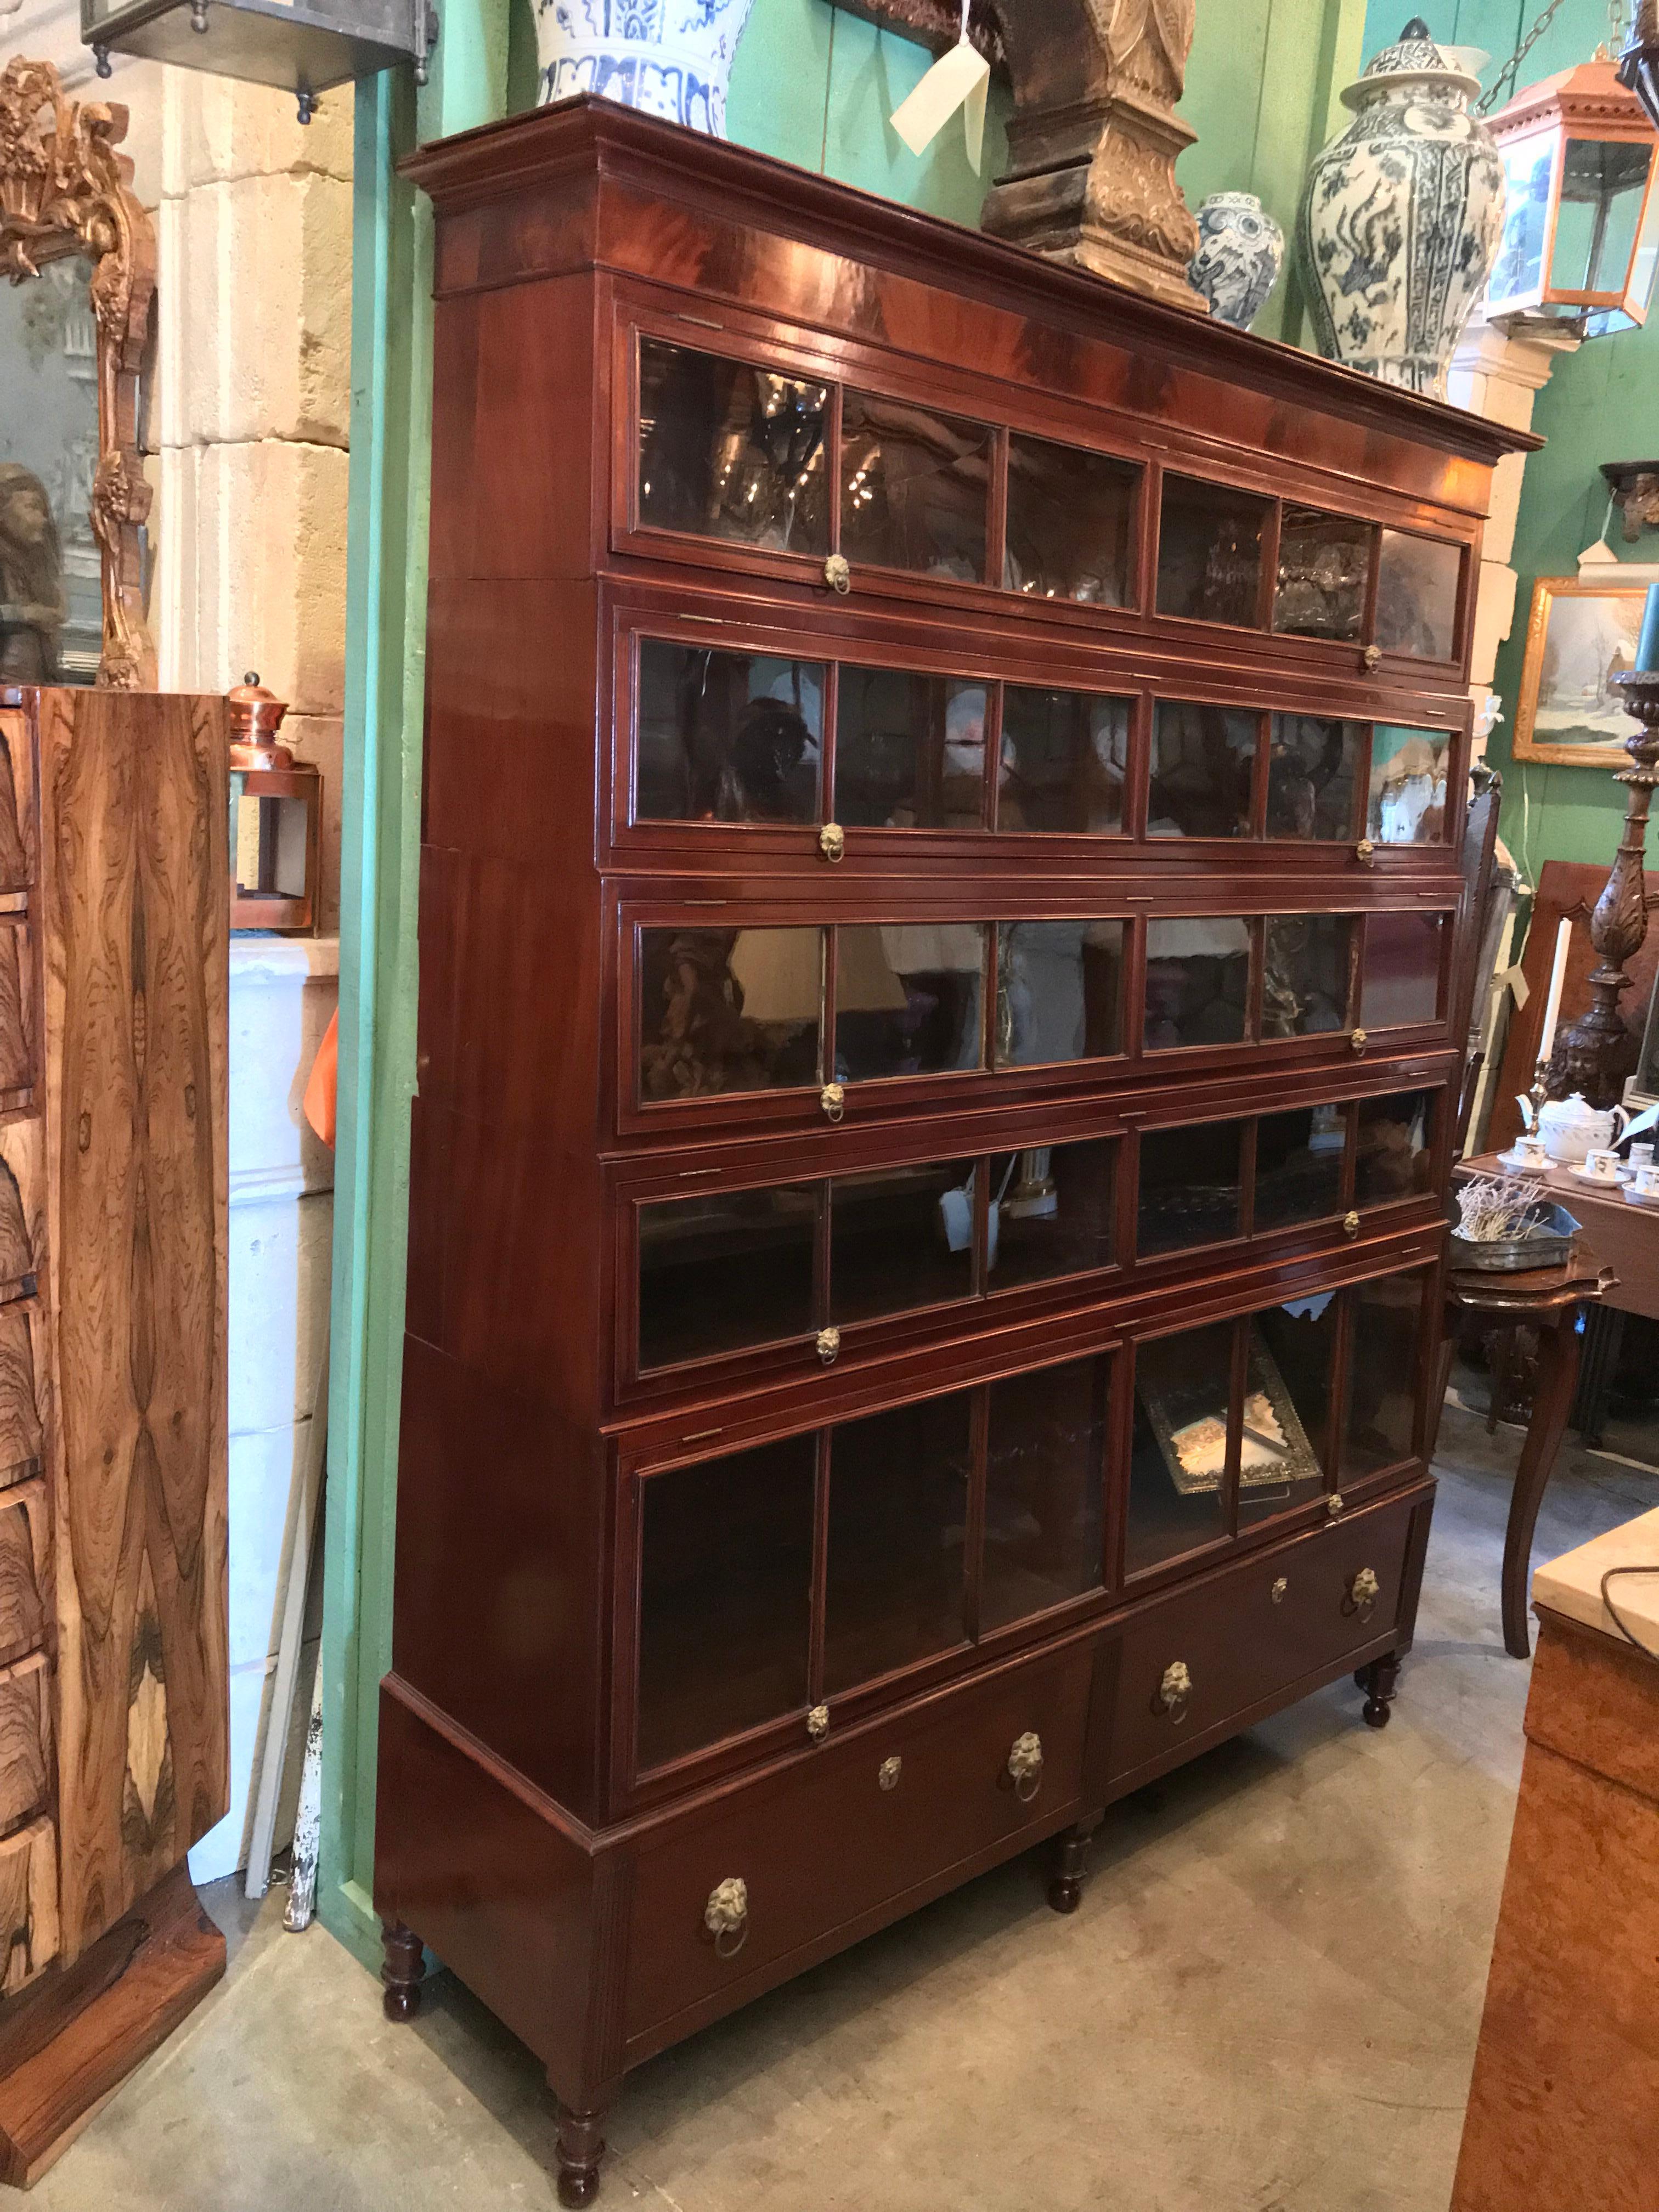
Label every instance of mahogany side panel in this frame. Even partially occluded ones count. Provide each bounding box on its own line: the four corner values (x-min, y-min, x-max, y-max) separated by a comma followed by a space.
35, 689, 229, 1961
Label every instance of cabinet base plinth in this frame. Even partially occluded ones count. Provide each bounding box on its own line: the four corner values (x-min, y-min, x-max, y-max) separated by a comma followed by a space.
0, 1863, 224, 2189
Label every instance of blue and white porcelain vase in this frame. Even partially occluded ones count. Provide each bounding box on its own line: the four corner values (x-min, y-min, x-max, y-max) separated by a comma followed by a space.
1188, 193, 1285, 329
536, 0, 757, 134
1296, 18, 1504, 396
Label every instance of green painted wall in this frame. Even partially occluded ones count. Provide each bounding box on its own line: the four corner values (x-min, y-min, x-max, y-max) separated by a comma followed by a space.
1360, 0, 1659, 888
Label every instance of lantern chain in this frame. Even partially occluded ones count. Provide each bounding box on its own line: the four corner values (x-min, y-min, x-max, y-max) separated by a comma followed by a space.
1478, 0, 1574, 111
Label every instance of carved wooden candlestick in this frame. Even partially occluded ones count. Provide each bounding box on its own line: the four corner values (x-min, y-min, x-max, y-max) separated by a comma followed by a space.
1543, 670, 1659, 1105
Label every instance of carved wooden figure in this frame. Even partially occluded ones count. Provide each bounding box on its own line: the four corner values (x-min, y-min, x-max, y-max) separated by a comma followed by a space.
0, 685, 228, 2186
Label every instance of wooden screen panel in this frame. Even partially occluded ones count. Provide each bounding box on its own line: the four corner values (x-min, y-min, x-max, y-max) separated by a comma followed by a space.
0, 1816, 58, 1993
36, 690, 229, 1962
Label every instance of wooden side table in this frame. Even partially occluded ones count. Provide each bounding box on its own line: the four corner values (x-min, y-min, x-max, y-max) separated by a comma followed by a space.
1436, 1237, 1616, 1658
1451, 1513, 1659, 2211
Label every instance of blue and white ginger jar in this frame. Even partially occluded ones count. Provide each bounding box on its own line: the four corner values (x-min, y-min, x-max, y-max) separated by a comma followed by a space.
1296, 17, 1505, 396
1188, 192, 1285, 329
537, 0, 757, 134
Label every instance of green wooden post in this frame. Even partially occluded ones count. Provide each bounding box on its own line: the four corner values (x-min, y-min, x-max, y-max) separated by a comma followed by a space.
319, 13, 512, 1966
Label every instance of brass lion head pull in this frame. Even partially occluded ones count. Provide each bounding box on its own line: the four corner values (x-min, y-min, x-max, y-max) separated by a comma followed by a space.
820, 1083, 845, 1123
823, 554, 851, 595
818, 823, 845, 863
1005, 1730, 1044, 1802
1347, 1567, 1381, 1621
1154, 1660, 1192, 1722
815, 1327, 840, 1366
703, 1876, 749, 1959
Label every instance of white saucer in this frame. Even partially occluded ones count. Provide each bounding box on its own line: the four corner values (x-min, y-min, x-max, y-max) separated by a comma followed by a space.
1494, 1147, 1553, 1174
1622, 1182, 1659, 1209
1568, 1163, 1630, 1188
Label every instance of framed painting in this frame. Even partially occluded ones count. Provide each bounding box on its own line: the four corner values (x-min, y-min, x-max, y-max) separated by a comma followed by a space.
1512, 574, 1649, 768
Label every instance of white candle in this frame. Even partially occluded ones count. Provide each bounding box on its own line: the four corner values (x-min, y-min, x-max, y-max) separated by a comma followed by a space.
1537, 916, 1572, 1064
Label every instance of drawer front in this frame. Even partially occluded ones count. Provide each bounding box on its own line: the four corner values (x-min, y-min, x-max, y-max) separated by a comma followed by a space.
0, 1814, 58, 1992
623, 1644, 1091, 2043
0, 1650, 51, 1835
1100, 1490, 1423, 1788
0, 1478, 47, 1673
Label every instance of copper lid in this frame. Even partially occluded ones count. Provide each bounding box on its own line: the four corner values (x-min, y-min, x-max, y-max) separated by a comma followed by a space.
228, 672, 294, 769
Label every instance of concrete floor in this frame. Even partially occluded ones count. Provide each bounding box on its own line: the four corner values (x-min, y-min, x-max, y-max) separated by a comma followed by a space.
33, 1390, 1659, 2212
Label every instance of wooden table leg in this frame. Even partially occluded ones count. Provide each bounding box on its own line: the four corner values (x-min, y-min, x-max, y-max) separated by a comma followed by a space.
1502, 1304, 1584, 1661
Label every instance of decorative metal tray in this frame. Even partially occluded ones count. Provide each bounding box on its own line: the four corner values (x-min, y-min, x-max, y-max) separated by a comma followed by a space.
1447, 1200, 1580, 1273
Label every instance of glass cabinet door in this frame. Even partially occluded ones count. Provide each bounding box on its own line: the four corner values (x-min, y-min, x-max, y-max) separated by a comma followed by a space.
1156, 473, 1268, 626
1253, 1104, 1346, 1229
996, 921, 1125, 1065
834, 924, 985, 1081
636, 640, 824, 824
1263, 914, 1352, 1039
639, 927, 822, 1102
1354, 1088, 1435, 1206
1342, 1270, 1425, 1476
981, 1355, 1109, 1630
637, 338, 829, 554
824, 1392, 973, 1693
1374, 530, 1461, 659
1143, 917, 1250, 1050
830, 1159, 976, 1323
999, 687, 1128, 834
1368, 725, 1451, 844
638, 1183, 816, 1371
1003, 433, 1137, 606
636, 1435, 817, 1769
1148, 702, 1257, 838
1274, 508, 1374, 640
1266, 715, 1361, 840
1126, 1322, 1235, 1575
840, 390, 991, 582
1361, 913, 1444, 1029
985, 1138, 1115, 1289
1137, 1118, 1244, 1256
1239, 1296, 1335, 1526
835, 669, 986, 829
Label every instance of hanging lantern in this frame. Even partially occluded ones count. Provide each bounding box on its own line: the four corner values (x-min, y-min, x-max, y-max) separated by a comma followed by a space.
1486, 54, 1659, 338
227, 674, 321, 934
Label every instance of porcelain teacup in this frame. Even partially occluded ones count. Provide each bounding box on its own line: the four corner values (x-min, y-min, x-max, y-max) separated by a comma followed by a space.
1634, 1163, 1659, 1198
1630, 1143, 1656, 1171
1583, 1147, 1622, 1182
1511, 1133, 1548, 1169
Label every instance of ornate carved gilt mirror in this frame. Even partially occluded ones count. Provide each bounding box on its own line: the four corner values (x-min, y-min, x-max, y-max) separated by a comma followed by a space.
0, 55, 155, 687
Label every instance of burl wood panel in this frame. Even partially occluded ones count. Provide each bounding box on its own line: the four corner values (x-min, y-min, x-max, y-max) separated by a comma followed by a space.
1451, 1611, 1659, 2212
34, 690, 228, 1962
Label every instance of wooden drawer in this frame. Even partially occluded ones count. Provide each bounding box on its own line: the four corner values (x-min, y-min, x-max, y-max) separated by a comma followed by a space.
0, 1814, 57, 1991
0, 1651, 50, 1836
1098, 1488, 1427, 1791
622, 1643, 1091, 2047
0, 1479, 47, 1674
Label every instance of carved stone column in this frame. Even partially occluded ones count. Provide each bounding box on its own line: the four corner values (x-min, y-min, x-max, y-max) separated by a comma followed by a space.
978, 0, 1203, 311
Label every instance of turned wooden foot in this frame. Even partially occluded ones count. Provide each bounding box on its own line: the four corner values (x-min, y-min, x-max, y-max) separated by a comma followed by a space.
556, 2103, 608, 2207
380, 1920, 425, 2022
1046, 1817, 1098, 1914
1354, 1654, 1400, 1729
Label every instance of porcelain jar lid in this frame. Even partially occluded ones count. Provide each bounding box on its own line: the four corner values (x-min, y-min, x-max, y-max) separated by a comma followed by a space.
1341, 16, 1483, 105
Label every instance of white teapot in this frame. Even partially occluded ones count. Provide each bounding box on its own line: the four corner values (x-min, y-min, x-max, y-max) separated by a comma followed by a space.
1525, 1091, 1629, 1165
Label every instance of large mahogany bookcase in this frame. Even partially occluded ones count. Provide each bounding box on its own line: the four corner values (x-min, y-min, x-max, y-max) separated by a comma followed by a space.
374, 97, 1538, 2206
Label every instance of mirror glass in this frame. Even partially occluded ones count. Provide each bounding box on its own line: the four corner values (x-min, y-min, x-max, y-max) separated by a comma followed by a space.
0, 256, 103, 684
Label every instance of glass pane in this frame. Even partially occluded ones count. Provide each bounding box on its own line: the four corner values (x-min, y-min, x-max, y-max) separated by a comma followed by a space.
1361, 912, 1443, 1029
1127, 1323, 1234, 1576
1550, 139, 1653, 292
639, 1184, 816, 1371
637, 338, 828, 556
836, 668, 986, 830
1144, 917, 1250, 1051
1492, 138, 1554, 300
1343, 1271, 1425, 1477
986, 1138, 1116, 1289
1355, 1088, 1435, 1206
1148, 702, 1257, 838
1368, 724, 1450, 844
1374, 531, 1460, 660
834, 924, 985, 1081
1267, 715, 1361, 840
982, 1354, 1109, 1630
636, 1435, 816, 1769
995, 920, 1125, 1065
639, 927, 822, 1102
1262, 914, 1352, 1040
1274, 507, 1373, 640
830, 1158, 976, 1324
823, 1392, 972, 1693
636, 640, 823, 825
999, 687, 1128, 834
1003, 433, 1137, 606
840, 389, 991, 582
1254, 1104, 1347, 1231
1155, 472, 1268, 627
1137, 1118, 1243, 1256
1240, 1296, 1336, 1526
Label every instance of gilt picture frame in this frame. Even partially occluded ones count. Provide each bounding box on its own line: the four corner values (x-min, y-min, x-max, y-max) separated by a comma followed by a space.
1511, 574, 1649, 768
